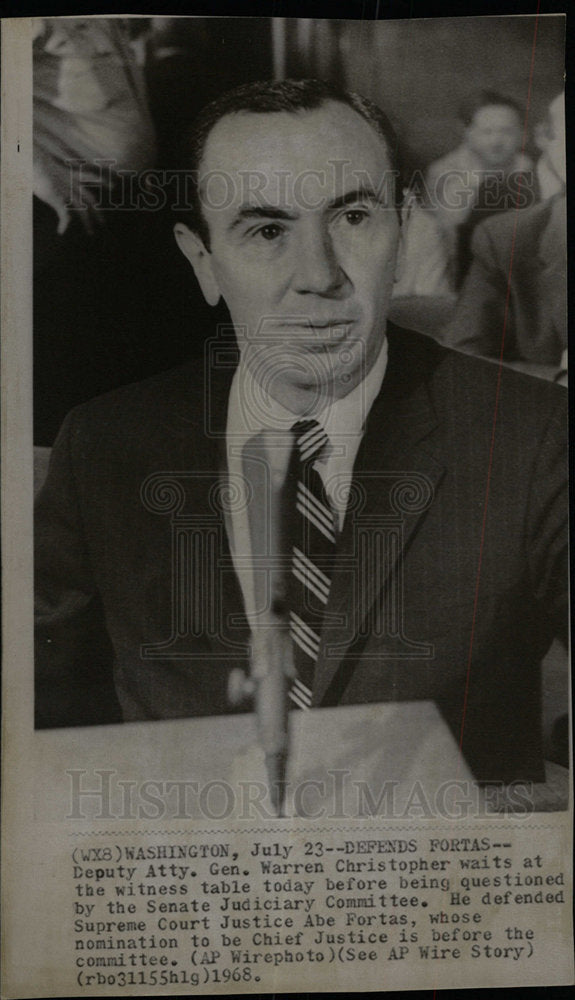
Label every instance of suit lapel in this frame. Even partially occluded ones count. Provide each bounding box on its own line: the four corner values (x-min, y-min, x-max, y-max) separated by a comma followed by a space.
313, 327, 446, 705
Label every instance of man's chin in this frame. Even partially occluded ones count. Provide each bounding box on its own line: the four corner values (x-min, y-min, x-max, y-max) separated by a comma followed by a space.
257, 369, 361, 416
288, 366, 363, 403
244, 345, 341, 381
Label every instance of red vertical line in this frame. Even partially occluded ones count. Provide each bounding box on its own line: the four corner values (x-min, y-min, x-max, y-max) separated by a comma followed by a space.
427, 13, 543, 1000
457, 3, 542, 759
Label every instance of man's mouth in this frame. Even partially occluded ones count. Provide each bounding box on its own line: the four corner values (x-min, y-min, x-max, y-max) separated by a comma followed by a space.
293, 321, 356, 353
281, 319, 355, 336
255, 318, 358, 353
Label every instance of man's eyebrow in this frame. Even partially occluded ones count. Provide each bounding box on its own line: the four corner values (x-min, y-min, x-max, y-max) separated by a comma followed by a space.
228, 185, 387, 231
228, 205, 297, 231
328, 185, 386, 210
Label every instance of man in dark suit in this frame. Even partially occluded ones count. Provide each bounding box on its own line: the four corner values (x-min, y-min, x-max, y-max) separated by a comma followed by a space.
35, 80, 567, 785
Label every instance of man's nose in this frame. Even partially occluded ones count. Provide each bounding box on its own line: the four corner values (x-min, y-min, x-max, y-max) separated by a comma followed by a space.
291, 225, 347, 296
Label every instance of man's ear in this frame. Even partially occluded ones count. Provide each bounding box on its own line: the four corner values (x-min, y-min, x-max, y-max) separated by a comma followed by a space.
173, 223, 221, 306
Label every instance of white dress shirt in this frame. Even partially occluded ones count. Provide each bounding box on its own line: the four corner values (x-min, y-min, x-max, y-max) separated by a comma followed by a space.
225, 339, 388, 626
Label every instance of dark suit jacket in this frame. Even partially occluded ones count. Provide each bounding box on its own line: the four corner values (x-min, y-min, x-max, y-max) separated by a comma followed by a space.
443, 197, 567, 374
35, 326, 568, 783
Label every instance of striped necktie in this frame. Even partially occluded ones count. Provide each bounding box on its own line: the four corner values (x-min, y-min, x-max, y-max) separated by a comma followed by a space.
288, 419, 337, 711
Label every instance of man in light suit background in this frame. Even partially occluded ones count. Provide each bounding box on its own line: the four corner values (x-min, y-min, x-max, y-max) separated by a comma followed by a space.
35, 80, 567, 785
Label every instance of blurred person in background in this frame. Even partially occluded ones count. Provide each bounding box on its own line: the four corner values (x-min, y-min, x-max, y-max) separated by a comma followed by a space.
33, 17, 158, 445
34, 17, 156, 234
33, 16, 274, 448
425, 91, 533, 288
441, 92, 566, 382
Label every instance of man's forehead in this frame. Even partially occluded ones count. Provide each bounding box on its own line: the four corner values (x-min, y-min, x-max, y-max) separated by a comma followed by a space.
198, 101, 393, 211
200, 100, 390, 173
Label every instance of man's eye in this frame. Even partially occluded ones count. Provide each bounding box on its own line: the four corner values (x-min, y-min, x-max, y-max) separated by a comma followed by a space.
256, 224, 283, 241
343, 209, 368, 225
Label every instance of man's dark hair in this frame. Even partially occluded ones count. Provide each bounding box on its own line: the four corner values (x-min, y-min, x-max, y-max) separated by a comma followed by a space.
179, 78, 403, 248
459, 89, 525, 129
